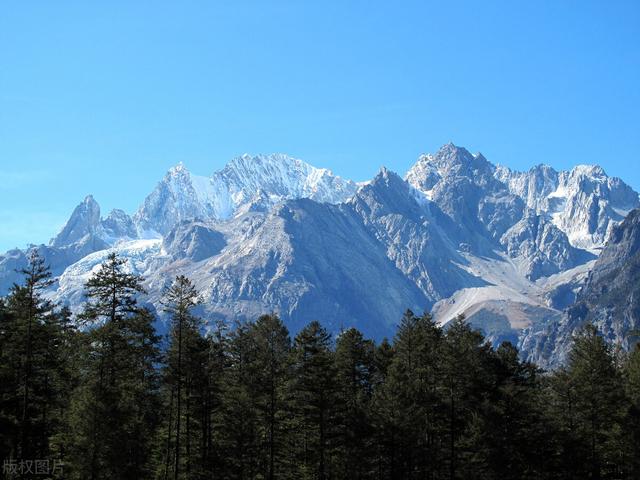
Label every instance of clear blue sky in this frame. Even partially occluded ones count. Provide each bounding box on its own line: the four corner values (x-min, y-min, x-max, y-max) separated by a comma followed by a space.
1, 1, 639, 251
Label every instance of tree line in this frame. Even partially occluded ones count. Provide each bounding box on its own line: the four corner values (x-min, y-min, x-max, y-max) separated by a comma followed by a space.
1, 251, 639, 479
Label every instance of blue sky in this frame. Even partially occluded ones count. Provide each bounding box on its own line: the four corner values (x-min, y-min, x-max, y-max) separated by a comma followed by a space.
1, 1, 639, 251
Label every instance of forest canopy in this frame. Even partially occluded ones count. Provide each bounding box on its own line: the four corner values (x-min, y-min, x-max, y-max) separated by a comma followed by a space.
1, 252, 639, 479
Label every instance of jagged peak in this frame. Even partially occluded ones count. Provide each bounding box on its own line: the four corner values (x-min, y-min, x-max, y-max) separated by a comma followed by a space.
532, 163, 556, 172
408, 144, 497, 188
414, 143, 485, 167
50, 195, 102, 247
377, 165, 391, 176
436, 141, 466, 155
75, 194, 100, 212
225, 152, 307, 171
104, 208, 130, 220
373, 166, 403, 184
569, 164, 606, 178
360, 167, 416, 202
167, 161, 190, 177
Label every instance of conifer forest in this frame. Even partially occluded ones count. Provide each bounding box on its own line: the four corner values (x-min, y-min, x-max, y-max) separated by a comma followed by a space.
1, 251, 639, 480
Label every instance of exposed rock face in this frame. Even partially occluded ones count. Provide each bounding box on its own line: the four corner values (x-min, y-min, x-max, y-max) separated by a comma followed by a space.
406, 144, 510, 236
133, 163, 222, 236
527, 209, 640, 366
163, 222, 226, 262
1, 145, 638, 364
405, 144, 598, 280
134, 155, 357, 235
51, 195, 102, 247
101, 209, 137, 241
496, 163, 639, 251
500, 211, 594, 279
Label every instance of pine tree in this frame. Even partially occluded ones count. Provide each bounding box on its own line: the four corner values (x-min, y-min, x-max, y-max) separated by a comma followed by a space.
288, 321, 338, 480
440, 315, 491, 480
333, 327, 375, 479
220, 321, 260, 479
371, 310, 444, 479
369, 337, 395, 479
201, 320, 228, 477
13, 251, 54, 459
0, 251, 74, 465
372, 337, 394, 385
0, 251, 83, 479
68, 252, 160, 480
561, 323, 626, 479
247, 314, 291, 480
467, 342, 552, 479
159, 275, 204, 480
0, 295, 19, 463
623, 343, 640, 478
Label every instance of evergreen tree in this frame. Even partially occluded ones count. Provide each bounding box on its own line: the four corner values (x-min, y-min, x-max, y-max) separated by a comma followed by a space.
288, 321, 338, 480
219, 321, 260, 479
0, 295, 19, 463
0, 251, 78, 467
372, 337, 394, 385
201, 320, 228, 477
623, 343, 640, 478
11, 251, 54, 459
545, 323, 627, 479
158, 275, 207, 480
467, 342, 553, 479
247, 314, 291, 480
440, 315, 491, 480
333, 327, 375, 479
47, 305, 82, 465
68, 252, 160, 480
545, 366, 585, 479
372, 310, 443, 479
369, 337, 395, 479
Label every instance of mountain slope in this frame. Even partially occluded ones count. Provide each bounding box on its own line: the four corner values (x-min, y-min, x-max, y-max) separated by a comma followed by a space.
405, 144, 597, 279
44, 169, 489, 339
496, 163, 638, 251
1, 144, 638, 365
134, 154, 357, 235
525, 208, 640, 366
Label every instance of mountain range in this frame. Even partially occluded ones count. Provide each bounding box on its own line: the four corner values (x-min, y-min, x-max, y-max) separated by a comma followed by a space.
2, 143, 638, 367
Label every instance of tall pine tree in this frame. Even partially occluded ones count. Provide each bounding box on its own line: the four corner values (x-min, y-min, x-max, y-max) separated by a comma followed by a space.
68, 252, 160, 480
157, 275, 210, 480
247, 314, 291, 480
333, 327, 375, 479
288, 320, 338, 480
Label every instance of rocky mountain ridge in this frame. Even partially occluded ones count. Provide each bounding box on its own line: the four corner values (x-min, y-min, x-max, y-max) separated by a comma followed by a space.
1, 144, 638, 366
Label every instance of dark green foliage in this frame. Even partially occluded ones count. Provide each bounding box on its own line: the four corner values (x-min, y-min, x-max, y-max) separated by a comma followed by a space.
2, 257, 640, 479
545, 324, 628, 479
0, 251, 76, 471
247, 314, 292, 480
218, 321, 261, 478
624, 344, 640, 478
333, 327, 375, 479
371, 310, 444, 478
66, 253, 161, 480
288, 320, 338, 480
157, 275, 209, 480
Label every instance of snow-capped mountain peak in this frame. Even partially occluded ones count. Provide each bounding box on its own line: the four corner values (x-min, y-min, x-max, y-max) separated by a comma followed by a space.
134, 153, 358, 235
4, 144, 639, 368
406, 143, 499, 195
168, 161, 187, 175
51, 195, 101, 247
496, 161, 639, 251
216, 153, 355, 204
